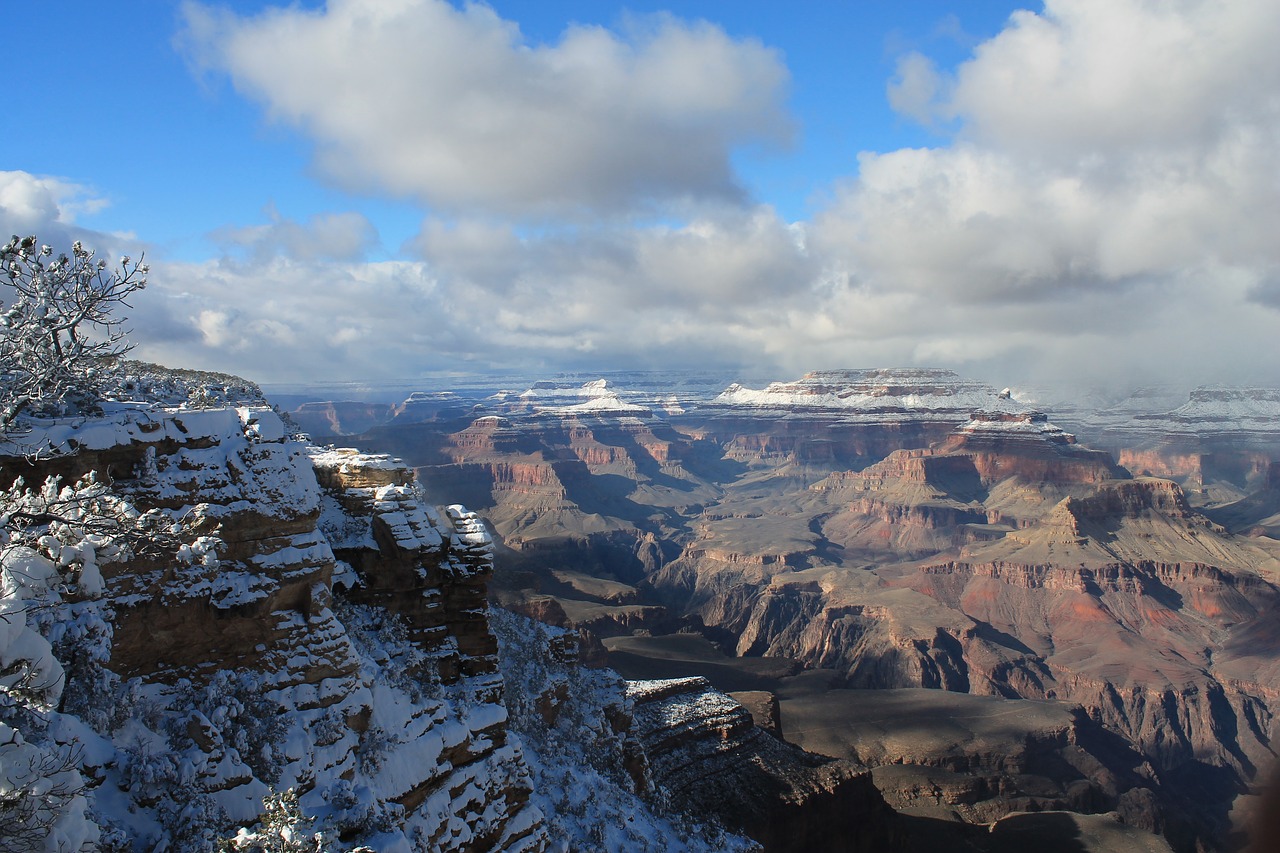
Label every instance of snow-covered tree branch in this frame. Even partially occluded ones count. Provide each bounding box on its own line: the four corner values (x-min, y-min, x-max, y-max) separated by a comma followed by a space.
1, 235, 147, 432
0, 474, 215, 852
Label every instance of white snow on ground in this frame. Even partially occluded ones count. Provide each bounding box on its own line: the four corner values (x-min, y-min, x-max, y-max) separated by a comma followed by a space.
1162, 386, 1280, 430
492, 610, 757, 853
1, 401, 754, 851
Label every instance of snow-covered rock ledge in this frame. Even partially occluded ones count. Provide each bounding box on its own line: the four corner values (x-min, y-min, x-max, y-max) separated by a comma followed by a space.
0, 406, 544, 851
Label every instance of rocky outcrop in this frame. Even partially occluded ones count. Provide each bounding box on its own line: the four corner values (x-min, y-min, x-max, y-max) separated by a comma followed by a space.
778, 685, 1166, 828
627, 676, 902, 852
2, 407, 543, 850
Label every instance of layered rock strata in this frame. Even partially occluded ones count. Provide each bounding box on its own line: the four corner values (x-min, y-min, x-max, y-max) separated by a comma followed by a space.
296, 368, 1280, 850
627, 676, 902, 852
2, 406, 543, 850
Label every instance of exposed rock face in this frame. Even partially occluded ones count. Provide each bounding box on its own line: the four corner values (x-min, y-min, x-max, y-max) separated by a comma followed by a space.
777, 683, 1163, 829
492, 608, 909, 851
627, 676, 902, 852
2, 407, 543, 850
691, 474, 1280, 849
290, 400, 395, 437
1064, 385, 1280, 512
312, 368, 1280, 851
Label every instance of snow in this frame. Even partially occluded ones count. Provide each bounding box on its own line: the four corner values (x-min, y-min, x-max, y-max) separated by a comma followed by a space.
238, 407, 286, 442
0, 399, 750, 851
307, 446, 404, 472
446, 505, 494, 554
492, 610, 756, 853
952, 410, 1077, 442
373, 486, 446, 552
709, 369, 1030, 422
1074, 384, 1280, 442
514, 379, 655, 419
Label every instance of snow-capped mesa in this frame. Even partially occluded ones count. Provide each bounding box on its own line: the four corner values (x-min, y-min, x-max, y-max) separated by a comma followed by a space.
1079, 385, 1280, 450
1159, 386, 1280, 436
506, 379, 654, 419
708, 369, 1032, 422
952, 410, 1077, 441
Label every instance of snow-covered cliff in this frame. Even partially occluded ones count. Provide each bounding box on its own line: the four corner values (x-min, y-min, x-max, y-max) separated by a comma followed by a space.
0, 404, 545, 851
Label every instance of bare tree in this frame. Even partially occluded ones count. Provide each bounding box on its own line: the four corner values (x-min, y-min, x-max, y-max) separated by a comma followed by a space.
1, 235, 148, 431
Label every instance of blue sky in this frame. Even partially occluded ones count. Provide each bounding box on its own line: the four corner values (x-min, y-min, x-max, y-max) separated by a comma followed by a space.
6, 1, 1280, 390
11, 1, 1017, 256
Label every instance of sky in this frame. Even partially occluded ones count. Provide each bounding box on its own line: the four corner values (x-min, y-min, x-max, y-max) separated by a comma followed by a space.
5, 0, 1280, 394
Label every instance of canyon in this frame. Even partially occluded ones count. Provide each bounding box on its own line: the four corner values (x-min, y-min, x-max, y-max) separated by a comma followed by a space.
287, 368, 1280, 852
0, 367, 913, 851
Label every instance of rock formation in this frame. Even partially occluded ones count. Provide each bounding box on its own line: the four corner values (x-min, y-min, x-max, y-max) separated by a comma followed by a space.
8, 384, 926, 851
0, 405, 543, 850
285, 368, 1280, 851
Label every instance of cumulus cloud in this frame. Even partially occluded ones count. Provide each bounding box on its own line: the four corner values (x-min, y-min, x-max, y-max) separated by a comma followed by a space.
806, 0, 1280, 387
180, 0, 791, 218
409, 207, 819, 369
886, 52, 945, 127
947, 0, 1280, 158
211, 207, 378, 262
0, 171, 204, 350
138, 256, 449, 380
15, 1, 1280, 394
0, 171, 113, 249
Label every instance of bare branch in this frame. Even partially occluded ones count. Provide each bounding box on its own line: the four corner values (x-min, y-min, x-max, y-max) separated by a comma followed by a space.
1, 236, 147, 432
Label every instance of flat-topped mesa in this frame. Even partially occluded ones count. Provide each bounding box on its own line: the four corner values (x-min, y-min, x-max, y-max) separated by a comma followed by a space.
948, 410, 1076, 445
939, 411, 1128, 486
707, 368, 1026, 420
1081, 387, 1280, 492
290, 400, 395, 437
499, 379, 655, 421
686, 369, 1034, 472
1162, 386, 1280, 438
392, 390, 477, 424
1058, 477, 1199, 528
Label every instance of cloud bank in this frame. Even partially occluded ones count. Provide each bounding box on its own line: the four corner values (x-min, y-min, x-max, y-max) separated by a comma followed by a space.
11, 0, 1280, 392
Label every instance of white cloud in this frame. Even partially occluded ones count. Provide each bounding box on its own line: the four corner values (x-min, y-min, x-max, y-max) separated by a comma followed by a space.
947, 0, 1280, 158
413, 207, 818, 362
137, 256, 449, 380
12, 1, 1280, 395
0, 171, 112, 247
212, 207, 378, 262
180, 0, 791, 218
886, 52, 945, 127
805, 0, 1280, 387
